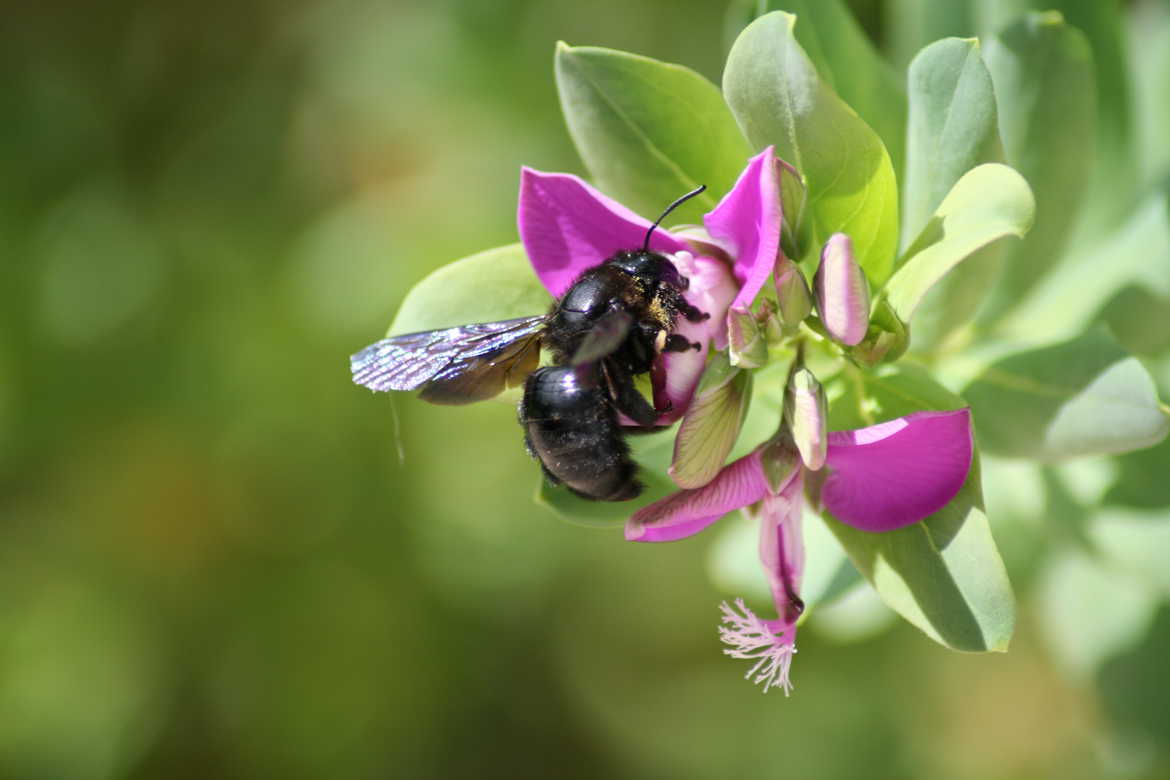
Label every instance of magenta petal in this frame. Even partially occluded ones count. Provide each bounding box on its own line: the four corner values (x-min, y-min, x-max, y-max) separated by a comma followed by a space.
518, 168, 690, 297
626, 450, 769, 542
702, 146, 782, 315
821, 409, 974, 532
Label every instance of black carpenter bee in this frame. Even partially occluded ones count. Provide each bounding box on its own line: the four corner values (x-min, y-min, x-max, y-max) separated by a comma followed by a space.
351, 186, 710, 501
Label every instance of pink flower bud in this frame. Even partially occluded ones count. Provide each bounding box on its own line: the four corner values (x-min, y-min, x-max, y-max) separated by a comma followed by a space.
814, 233, 870, 346
785, 368, 827, 471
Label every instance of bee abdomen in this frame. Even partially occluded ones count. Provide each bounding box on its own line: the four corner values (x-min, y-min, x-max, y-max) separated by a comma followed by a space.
519, 366, 642, 502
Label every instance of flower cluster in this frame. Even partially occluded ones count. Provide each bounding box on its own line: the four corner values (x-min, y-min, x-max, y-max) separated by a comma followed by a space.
516, 148, 975, 693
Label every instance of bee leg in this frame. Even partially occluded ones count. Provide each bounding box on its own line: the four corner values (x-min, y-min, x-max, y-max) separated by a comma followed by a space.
663, 334, 701, 353
603, 361, 659, 426
679, 300, 710, 322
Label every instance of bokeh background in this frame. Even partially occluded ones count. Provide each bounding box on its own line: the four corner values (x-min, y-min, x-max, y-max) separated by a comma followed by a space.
2, 0, 1170, 778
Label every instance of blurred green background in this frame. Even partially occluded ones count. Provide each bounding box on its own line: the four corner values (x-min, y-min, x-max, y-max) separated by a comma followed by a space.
2, 1, 1169, 778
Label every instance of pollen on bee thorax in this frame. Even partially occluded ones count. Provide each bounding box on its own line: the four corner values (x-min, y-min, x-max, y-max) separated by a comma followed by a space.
646, 297, 669, 327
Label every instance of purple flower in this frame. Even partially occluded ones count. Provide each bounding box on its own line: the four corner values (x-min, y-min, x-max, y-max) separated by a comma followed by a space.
517, 147, 783, 421
625, 408, 974, 693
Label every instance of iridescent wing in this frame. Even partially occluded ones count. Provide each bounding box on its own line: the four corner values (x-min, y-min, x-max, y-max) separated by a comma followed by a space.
350, 316, 546, 404
568, 309, 633, 366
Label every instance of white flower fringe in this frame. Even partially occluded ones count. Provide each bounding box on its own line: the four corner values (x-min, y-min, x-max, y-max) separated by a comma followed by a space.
718, 598, 795, 695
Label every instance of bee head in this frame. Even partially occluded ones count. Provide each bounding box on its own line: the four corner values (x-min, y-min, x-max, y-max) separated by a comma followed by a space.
616, 184, 707, 293
610, 250, 688, 291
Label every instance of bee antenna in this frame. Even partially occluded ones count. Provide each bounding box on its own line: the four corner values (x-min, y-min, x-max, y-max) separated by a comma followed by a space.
642, 184, 706, 252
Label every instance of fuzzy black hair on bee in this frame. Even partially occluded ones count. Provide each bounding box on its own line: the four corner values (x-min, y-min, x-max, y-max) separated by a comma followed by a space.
351, 185, 709, 501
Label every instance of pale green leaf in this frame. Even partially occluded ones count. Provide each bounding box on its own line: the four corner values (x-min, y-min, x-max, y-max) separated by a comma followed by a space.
1030, 0, 1137, 238
555, 43, 752, 225
960, 326, 1170, 459
981, 12, 1097, 317
902, 38, 1001, 244
1130, 0, 1170, 188
825, 361, 967, 432
884, 0, 980, 71
823, 456, 1015, 652
891, 0, 1136, 236
997, 186, 1170, 352
1107, 436, 1170, 510
723, 12, 899, 282
884, 163, 1034, 321
389, 244, 550, 335
729, 0, 907, 174
823, 364, 1015, 652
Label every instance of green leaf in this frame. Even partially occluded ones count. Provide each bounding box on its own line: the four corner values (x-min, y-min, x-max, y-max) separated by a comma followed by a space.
997, 186, 1170, 352
960, 327, 1170, 460
723, 11, 900, 283
825, 361, 967, 432
823, 364, 1015, 652
891, 0, 1136, 235
979, 455, 1048, 579
884, 0, 979, 71
1130, 0, 1170, 188
1096, 285, 1170, 358
1048, 1, 1128, 139
1038, 0, 1137, 236
731, 0, 907, 175
555, 43, 753, 225
981, 12, 1097, 318
902, 38, 1001, 245
1106, 437, 1170, 510
1036, 468, 1096, 553
389, 244, 550, 335
823, 456, 1014, 652
884, 163, 1034, 322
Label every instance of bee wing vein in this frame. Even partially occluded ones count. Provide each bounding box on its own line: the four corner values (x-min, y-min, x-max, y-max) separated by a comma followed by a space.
350, 316, 546, 397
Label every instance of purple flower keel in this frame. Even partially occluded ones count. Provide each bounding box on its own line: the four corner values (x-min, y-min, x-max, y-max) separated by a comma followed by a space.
628, 408, 973, 692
